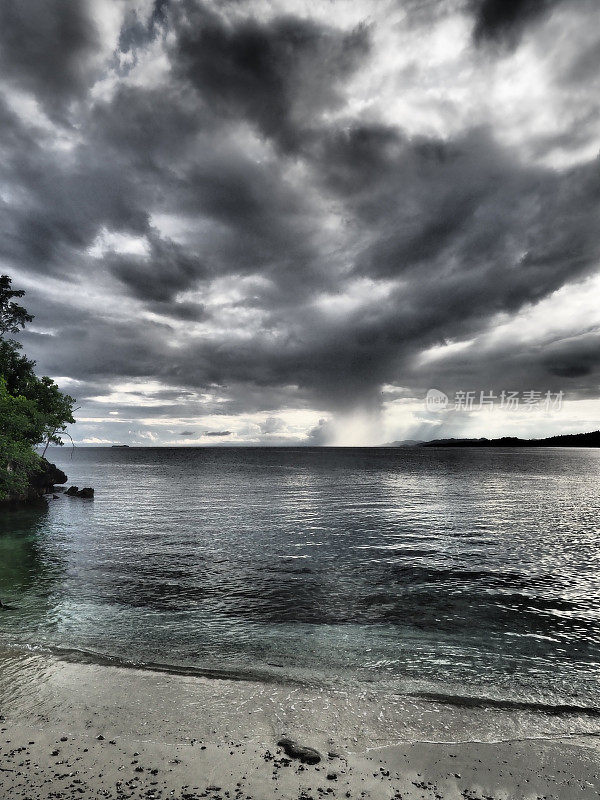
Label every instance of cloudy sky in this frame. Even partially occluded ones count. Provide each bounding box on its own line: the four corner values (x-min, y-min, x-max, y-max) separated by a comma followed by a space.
2, 0, 600, 445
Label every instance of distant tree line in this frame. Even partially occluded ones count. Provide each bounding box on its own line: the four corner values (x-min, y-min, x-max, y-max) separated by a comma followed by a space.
0, 275, 75, 502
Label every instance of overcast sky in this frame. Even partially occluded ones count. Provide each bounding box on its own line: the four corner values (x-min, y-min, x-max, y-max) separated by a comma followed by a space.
2, 0, 600, 445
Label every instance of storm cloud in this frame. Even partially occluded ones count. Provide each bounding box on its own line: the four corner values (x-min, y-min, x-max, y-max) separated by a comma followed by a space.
0, 0, 100, 115
472, 0, 561, 44
2, 0, 599, 445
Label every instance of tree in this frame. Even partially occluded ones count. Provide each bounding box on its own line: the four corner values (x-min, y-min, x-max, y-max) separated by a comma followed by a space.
32, 376, 76, 456
0, 379, 44, 500
0, 275, 76, 502
0, 275, 33, 335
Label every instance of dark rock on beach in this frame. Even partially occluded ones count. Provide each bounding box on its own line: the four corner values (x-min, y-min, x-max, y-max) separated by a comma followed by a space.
277, 737, 321, 764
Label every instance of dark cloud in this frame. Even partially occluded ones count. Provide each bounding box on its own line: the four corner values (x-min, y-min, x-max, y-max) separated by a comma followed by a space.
205, 430, 232, 437
0, 130, 150, 277
471, 0, 561, 44
1, 0, 599, 442
118, 0, 169, 56
108, 235, 207, 305
543, 333, 600, 380
0, 0, 99, 115
564, 38, 600, 83
401, 324, 600, 403
169, 2, 370, 151
89, 83, 204, 167
151, 0, 170, 27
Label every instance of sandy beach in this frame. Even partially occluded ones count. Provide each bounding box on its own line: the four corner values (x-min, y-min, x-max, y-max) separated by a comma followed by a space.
1, 649, 599, 800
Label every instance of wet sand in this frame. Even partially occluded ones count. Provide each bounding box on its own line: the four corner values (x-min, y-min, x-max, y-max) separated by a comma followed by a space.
1, 652, 599, 799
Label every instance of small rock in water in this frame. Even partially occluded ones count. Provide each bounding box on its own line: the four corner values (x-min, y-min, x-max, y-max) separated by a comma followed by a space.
277, 737, 321, 765
65, 485, 94, 498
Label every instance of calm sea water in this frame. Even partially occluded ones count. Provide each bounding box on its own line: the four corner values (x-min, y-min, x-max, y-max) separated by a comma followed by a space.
1, 447, 599, 716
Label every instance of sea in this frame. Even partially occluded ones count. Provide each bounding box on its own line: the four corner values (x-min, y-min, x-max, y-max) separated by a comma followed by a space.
1, 446, 599, 738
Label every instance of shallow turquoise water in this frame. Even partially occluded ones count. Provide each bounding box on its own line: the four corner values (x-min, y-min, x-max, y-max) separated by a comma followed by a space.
1, 446, 599, 714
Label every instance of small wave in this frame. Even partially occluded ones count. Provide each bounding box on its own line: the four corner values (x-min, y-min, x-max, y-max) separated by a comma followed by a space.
11, 641, 317, 689
410, 691, 600, 718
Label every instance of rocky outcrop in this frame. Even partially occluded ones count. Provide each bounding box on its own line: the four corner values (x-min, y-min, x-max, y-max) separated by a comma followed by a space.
1, 458, 95, 507
65, 486, 94, 499
1, 458, 68, 507
29, 459, 68, 493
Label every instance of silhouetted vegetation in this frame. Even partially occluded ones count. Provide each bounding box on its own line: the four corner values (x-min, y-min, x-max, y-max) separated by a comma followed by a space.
0, 276, 75, 503
422, 431, 600, 447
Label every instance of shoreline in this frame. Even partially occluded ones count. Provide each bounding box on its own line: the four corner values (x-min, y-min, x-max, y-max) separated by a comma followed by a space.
1, 648, 599, 799
4, 639, 600, 722
2, 642, 600, 741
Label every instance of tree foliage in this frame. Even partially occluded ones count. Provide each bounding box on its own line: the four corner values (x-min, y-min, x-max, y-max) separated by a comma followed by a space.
0, 380, 44, 500
0, 275, 76, 502
0, 275, 33, 336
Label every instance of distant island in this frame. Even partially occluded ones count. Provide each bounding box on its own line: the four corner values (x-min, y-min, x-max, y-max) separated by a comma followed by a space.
385, 431, 600, 448
111, 444, 130, 448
